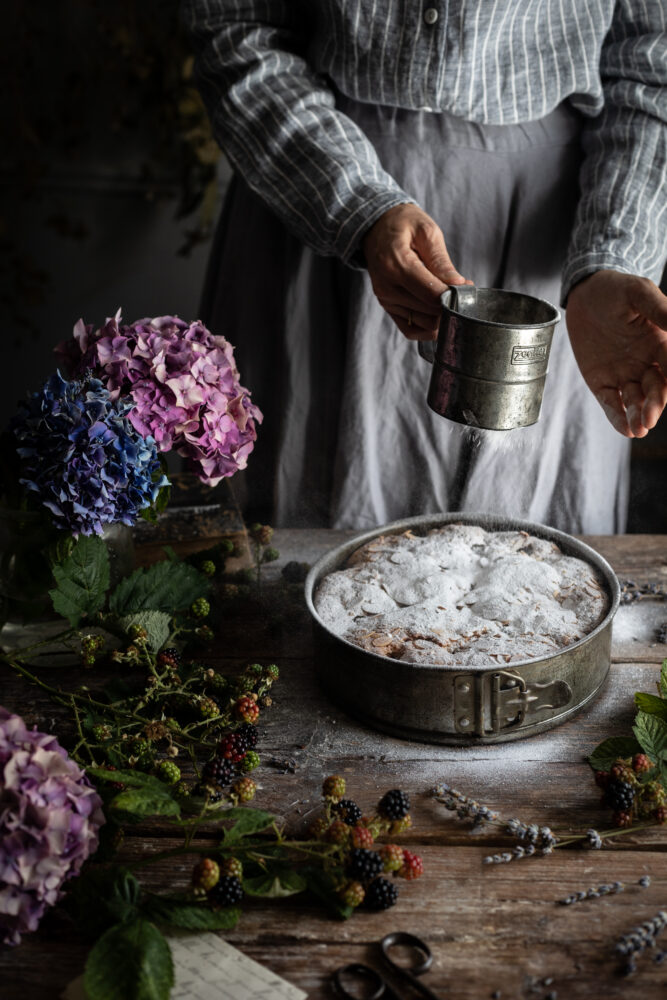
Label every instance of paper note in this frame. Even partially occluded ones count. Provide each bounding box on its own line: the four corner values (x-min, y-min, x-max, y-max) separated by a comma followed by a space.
62, 931, 308, 1000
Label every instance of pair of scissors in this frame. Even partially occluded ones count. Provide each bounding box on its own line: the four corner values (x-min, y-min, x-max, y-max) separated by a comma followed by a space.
332, 931, 441, 999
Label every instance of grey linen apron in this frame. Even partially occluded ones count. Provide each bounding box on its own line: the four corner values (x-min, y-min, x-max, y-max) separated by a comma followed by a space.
201, 98, 630, 533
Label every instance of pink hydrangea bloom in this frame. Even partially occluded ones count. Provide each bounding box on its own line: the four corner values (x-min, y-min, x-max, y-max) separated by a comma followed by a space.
56, 312, 262, 486
0, 707, 104, 945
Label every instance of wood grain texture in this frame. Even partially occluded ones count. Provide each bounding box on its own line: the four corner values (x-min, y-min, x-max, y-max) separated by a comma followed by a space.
1, 530, 666, 1000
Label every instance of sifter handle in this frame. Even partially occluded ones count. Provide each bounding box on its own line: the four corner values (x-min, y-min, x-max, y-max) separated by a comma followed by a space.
417, 284, 477, 364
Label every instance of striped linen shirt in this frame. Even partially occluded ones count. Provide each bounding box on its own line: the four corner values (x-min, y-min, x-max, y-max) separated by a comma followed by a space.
182, 0, 667, 299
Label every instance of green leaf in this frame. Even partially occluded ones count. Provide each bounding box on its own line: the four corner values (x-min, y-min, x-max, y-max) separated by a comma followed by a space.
634, 692, 667, 721
48, 534, 110, 626
64, 866, 140, 942
87, 768, 170, 791
108, 560, 209, 616
221, 807, 275, 843
660, 660, 667, 699
243, 867, 307, 898
143, 897, 240, 930
634, 712, 667, 764
587, 736, 642, 772
110, 787, 180, 820
304, 867, 353, 920
116, 610, 172, 652
84, 918, 173, 1000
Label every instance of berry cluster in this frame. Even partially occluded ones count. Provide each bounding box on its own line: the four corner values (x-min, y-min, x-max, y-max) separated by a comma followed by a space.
595, 755, 665, 827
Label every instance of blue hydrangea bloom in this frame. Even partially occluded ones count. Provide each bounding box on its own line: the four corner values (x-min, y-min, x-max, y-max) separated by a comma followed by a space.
11, 371, 169, 536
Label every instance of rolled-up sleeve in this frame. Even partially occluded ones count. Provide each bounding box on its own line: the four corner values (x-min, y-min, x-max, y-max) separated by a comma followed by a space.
562, 0, 667, 302
181, 0, 412, 266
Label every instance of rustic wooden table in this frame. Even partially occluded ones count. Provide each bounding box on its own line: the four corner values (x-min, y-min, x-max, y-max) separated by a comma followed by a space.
1, 530, 667, 1000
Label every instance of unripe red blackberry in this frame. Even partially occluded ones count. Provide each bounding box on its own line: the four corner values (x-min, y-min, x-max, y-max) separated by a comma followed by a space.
218, 732, 248, 763
633, 753, 653, 774
192, 858, 220, 892
220, 857, 243, 880
249, 523, 274, 546
157, 647, 181, 668
378, 789, 410, 820
398, 849, 424, 880
339, 881, 365, 908
156, 760, 181, 785
610, 759, 633, 782
308, 817, 330, 839
613, 810, 633, 828
235, 696, 260, 724
379, 844, 404, 873
654, 806, 667, 824
327, 820, 351, 845
594, 770, 610, 789
364, 877, 399, 910
322, 775, 346, 801
233, 777, 257, 802
351, 826, 374, 849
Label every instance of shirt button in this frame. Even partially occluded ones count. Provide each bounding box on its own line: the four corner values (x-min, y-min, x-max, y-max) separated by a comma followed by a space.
423, 7, 438, 24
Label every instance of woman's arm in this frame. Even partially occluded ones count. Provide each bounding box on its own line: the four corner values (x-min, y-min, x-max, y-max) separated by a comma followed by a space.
181, 0, 412, 265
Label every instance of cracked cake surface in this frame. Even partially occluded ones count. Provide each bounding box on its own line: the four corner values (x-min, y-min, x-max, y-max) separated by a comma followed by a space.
314, 523, 609, 665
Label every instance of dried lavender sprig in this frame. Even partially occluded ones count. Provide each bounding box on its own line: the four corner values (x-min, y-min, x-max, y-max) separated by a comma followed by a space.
615, 909, 667, 969
559, 881, 624, 905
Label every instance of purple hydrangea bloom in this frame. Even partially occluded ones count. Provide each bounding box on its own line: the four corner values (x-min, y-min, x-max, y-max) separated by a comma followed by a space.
57, 312, 262, 487
0, 707, 104, 945
11, 371, 168, 536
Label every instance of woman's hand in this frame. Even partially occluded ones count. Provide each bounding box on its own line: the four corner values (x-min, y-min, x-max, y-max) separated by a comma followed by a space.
566, 270, 667, 437
362, 203, 471, 341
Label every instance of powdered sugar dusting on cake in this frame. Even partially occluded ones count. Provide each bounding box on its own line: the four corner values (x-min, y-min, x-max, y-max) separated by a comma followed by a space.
314, 524, 609, 665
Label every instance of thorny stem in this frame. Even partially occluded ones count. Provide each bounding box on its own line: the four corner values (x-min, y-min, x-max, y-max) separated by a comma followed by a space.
70, 696, 97, 766
130, 836, 341, 871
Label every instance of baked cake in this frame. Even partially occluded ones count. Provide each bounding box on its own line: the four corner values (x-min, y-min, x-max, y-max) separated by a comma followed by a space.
314, 523, 609, 665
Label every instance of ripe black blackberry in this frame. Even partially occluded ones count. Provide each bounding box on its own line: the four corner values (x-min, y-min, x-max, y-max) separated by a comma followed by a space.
333, 798, 363, 826
236, 723, 259, 751
364, 877, 399, 910
378, 789, 410, 820
346, 848, 384, 883
605, 779, 635, 813
208, 875, 244, 907
203, 757, 237, 787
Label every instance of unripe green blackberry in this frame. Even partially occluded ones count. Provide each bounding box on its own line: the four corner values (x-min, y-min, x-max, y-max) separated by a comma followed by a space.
200, 560, 216, 577
236, 696, 260, 724
339, 881, 365, 908
262, 547, 279, 563
322, 775, 346, 801
308, 817, 330, 839
127, 624, 148, 642
233, 777, 257, 802
221, 583, 240, 599
220, 857, 243, 880
245, 663, 264, 677
198, 695, 221, 720
379, 844, 404, 873
208, 671, 228, 692
365, 877, 399, 910
165, 717, 181, 732
192, 858, 220, 891
389, 813, 413, 835
191, 597, 211, 618
610, 759, 634, 782
129, 738, 155, 770
327, 820, 351, 845
156, 760, 181, 785
242, 750, 260, 773
264, 664, 279, 681
92, 723, 112, 742
174, 782, 191, 798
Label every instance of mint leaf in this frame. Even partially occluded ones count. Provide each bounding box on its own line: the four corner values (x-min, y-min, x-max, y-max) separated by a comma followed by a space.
634, 692, 667, 721
243, 867, 307, 898
110, 787, 180, 821
48, 535, 110, 626
633, 711, 667, 765
661, 660, 667, 699
109, 560, 209, 615
84, 918, 173, 1000
221, 807, 275, 843
116, 610, 172, 652
144, 897, 240, 930
587, 736, 642, 772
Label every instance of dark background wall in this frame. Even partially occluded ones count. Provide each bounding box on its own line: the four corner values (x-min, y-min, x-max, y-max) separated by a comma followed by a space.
1, 1, 665, 531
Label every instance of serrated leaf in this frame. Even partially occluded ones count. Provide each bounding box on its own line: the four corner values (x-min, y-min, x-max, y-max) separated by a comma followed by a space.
84, 918, 173, 1000
304, 867, 353, 920
108, 560, 209, 616
661, 660, 667, 699
64, 866, 140, 941
87, 767, 170, 791
243, 867, 307, 898
48, 535, 110, 627
116, 610, 172, 652
587, 736, 642, 772
633, 711, 667, 764
634, 692, 667, 720
110, 787, 180, 820
144, 897, 240, 930
221, 807, 275, 843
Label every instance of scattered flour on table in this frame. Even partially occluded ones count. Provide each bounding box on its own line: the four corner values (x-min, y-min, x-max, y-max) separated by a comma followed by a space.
314, 523, 609, 665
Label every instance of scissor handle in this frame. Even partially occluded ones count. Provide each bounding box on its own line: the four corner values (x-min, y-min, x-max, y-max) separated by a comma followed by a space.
381, 932, 433, 975
331, 962, 386, 999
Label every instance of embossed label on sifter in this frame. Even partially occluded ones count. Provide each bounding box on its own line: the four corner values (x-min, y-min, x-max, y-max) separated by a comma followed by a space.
511, 344, 548, 365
